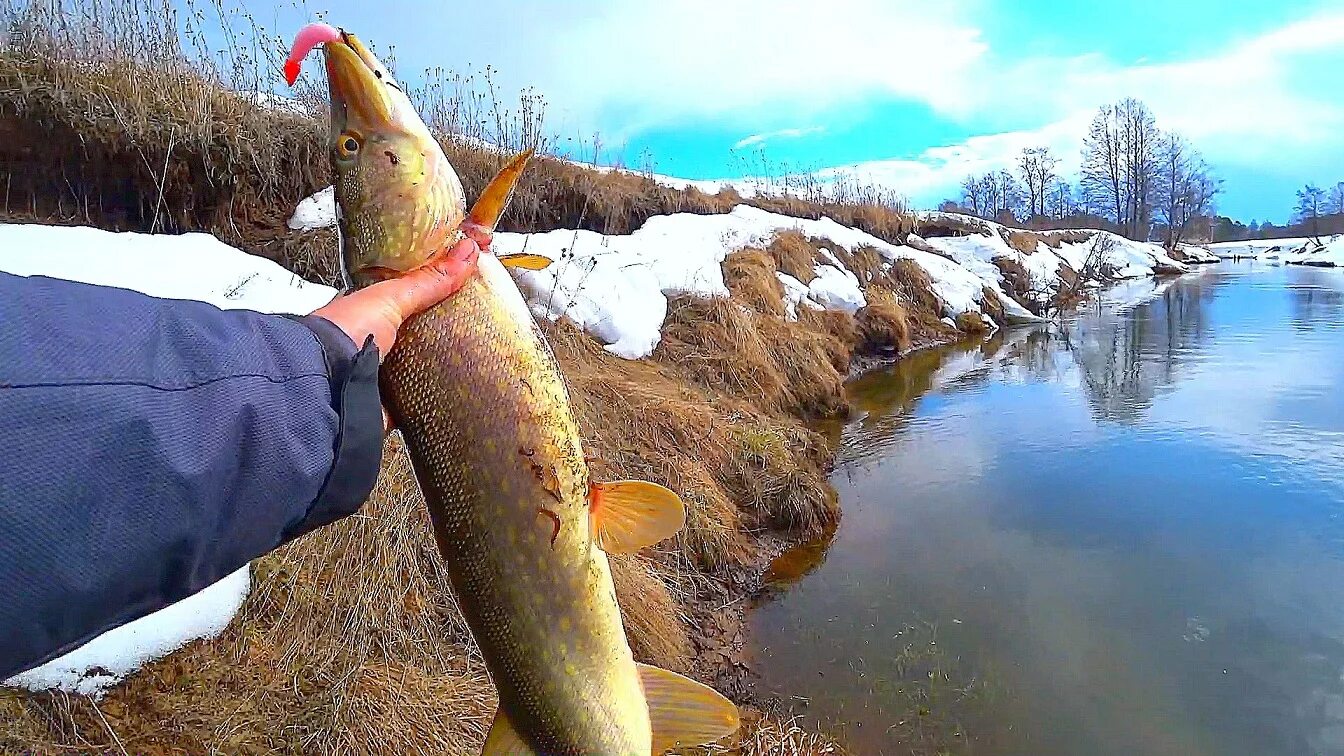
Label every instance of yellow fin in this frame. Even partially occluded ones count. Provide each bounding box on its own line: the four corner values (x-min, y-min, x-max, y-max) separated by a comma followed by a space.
589, 481, 686, 554
498, 252, 554, 270
481, 709, 537, 756
465, 150, 533, 233
639, 663, 741, 753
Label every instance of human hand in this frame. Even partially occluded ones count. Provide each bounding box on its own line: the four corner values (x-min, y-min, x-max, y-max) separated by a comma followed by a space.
312, 233, 486, 434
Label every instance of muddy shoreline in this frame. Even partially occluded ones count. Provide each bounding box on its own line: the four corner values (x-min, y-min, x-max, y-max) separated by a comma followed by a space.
695, 328, 979, 714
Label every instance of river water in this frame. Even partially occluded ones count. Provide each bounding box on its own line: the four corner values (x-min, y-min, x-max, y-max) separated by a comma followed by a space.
749, 263, 1344, 755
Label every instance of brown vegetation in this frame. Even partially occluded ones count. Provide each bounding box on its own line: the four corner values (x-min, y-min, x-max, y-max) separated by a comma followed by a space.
0, 3, 955, 753
763, 231, 822, 283
855, 287, 912, 354
0, 0, 915, 289
887, 258, 957, 342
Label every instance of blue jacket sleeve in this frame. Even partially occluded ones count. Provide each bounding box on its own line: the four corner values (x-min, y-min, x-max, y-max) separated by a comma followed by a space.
0, 271, 384, 680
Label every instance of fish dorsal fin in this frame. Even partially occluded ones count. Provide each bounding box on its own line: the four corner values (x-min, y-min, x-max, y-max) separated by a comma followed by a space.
638, 663, 741, 753
481, 709, 537, 756
589, 481, 686, 554
465, 150, 533, 233
498, 252, 554, 270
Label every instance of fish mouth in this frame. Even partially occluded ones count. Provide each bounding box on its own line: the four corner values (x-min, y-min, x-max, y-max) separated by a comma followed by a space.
324, 30, 396, 129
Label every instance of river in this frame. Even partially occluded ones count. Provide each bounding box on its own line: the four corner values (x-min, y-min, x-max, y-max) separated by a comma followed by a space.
749, 263, 1344, 755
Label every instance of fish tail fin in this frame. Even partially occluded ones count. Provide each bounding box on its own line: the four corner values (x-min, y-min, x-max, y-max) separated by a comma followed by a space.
481, 709, 537, 756
639, 663, 740, 753
589, 480, 686, 554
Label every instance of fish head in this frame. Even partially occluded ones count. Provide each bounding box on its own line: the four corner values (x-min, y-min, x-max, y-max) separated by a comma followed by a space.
322, 30, 465, 288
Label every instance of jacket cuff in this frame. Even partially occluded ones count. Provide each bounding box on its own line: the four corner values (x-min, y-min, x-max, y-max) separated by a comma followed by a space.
282, 314, 384, 539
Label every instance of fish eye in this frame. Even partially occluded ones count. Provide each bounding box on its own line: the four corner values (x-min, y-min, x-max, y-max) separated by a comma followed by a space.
337, 132, 362, 159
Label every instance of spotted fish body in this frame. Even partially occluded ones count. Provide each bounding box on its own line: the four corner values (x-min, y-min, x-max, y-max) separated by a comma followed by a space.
293, 23, 739, 755
382, 256, 653, 754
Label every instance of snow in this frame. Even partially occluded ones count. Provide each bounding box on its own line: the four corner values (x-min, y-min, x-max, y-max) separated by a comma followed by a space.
776, 272, 815, 321
1284, 236, 1344, 267
491, 205, 1041, 358
1206, 236, 1342, 267
1052, 231, 1189, 279
922, 230, 1065, 309
808, 264, 866, 314
1206, 238, 1312, 259
916, 212, 1188, 313
241, 90, 309, 117
288, 186, 337, 232
6, 568, 250, 698
1176, 245, 1220, 264
0, 224, 336, 314
0, 222, 335, 696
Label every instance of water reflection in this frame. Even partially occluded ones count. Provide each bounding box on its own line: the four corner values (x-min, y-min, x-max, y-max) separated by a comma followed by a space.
751, 264, 1344, 755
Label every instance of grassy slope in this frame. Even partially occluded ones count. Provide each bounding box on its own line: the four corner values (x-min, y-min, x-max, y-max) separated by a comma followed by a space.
0, 6, 965, 752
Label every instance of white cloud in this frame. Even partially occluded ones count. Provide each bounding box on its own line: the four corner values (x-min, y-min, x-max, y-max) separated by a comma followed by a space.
361, 1, 1342, 208
502, 0, 987, 136
732, 126, 824, 151
804, 10, 1344, 207
808, 113, 1090, 205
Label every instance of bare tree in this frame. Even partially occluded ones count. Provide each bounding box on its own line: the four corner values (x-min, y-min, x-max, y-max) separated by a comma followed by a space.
992, 169, 1024, 220
1018, 146, 1059, 219
1156, 133, 1221, 248
1296, 184, 1327, 239
1329, 181, 1344, 216
1047, 178, 1077, 219
961, 174, 988, 218
1082, 98, 1161, 240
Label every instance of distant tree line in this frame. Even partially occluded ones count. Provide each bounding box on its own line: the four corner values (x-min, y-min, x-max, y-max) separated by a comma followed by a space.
1208, 183, 1344, 242
942, 97, 1223, 248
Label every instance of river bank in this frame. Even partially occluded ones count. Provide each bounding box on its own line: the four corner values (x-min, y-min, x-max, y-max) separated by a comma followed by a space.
747, 262, 1344, 755
0, 8, 1222, 752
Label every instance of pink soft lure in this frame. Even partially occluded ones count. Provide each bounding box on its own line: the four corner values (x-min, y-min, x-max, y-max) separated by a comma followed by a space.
284, 22, 342, 86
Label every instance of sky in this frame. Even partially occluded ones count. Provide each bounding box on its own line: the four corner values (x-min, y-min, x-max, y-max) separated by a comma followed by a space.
237, 0, 1344, 223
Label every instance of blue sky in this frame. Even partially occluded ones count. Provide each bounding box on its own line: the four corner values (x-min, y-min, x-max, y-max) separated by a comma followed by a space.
240, 0, 1344, 223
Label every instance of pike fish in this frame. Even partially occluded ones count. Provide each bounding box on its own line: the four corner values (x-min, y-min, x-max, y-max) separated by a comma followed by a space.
287, 24, 739, 755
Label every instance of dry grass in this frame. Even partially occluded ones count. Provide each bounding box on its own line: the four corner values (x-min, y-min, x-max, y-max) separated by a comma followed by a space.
855, 287, 912, 354
657, 295, 849, 419
0, 0, 914, 287
1006, 229, 1044, 255
703, 710, 844, 755
887, 258, 957, 343
765, 231, 821, 283
548, 319, 838, 565
954, 311, 991, 333
826, 244, 887, 285
991, 256, 1034, 311
724, 249, 787, 317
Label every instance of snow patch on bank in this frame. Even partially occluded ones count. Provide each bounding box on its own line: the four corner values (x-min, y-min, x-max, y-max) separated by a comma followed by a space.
1, 223, 336, 696
488, 205, 1037, 358
288, 186, 337, 232
283, 187, 1198, 359
916, 212, 1189, 309
1208, 235, 1343, 267
0, 224, 335, 313
6, 569, 250, 698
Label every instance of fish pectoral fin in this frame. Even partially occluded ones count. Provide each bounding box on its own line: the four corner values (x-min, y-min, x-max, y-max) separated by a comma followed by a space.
481, 709, 538, 756
589, 480, 686, 554
639, 663, 741, 753
498, 252, 554, 270
465, 150, 533, 233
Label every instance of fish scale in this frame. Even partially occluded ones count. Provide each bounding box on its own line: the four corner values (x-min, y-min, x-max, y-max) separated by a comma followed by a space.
380, 263, 651, 755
